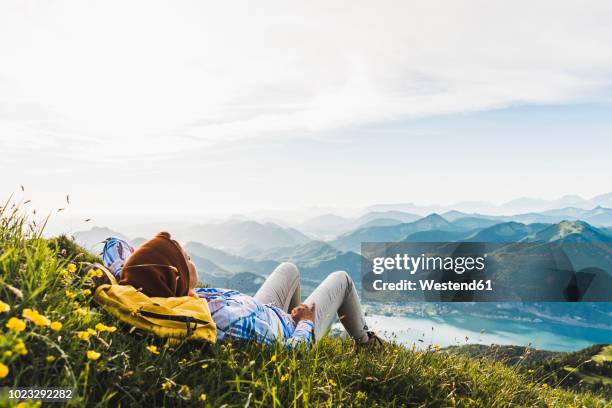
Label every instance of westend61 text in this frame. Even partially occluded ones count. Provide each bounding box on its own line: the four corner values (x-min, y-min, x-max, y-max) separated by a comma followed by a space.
372, 279, 493, 291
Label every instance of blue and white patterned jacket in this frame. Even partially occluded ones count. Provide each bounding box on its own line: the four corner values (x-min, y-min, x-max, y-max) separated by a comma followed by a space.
195, 287, 314, 346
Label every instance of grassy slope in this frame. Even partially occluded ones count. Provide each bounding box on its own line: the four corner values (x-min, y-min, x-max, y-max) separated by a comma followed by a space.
0, 210, 610, 407
447, 344, 612, 398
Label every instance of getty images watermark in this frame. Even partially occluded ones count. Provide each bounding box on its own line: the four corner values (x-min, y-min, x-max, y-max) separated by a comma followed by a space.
361, 242, 612, 302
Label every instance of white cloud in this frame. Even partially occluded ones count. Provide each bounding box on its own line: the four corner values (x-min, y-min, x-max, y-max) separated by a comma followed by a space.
0, 0, 611, 158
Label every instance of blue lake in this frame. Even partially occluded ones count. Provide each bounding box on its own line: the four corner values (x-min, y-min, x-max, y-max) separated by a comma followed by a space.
358, 314, 612, 352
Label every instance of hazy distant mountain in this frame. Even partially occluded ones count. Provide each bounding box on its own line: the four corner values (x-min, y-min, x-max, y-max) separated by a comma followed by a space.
298, 211, 421, 239
464, 222, 548, 243
331, 214, 460, 252
73, 226, 130, 253
402, 229, 474, 242
185, 241, 277, 275
253, 241, 340, 265
248, 240, 364, 284
176, 220, 310, 255
190, 253, 229, 276
358, 193, 612, 217
299, 251, 365, 282
451, 217, 501, 230
353, 211, 421, 226
191, 253, 265, 295
527, 221, 612, 243
298, 214, 352, 238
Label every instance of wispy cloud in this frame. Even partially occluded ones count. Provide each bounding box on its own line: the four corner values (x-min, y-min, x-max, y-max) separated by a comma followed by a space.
1, 0, 611, 158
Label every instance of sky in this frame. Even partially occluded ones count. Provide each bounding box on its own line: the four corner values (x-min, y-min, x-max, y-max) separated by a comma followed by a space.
1, 0, 612, 225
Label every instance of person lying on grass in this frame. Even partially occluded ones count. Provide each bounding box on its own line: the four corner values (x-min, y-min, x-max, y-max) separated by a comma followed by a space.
103, 231, 381, 348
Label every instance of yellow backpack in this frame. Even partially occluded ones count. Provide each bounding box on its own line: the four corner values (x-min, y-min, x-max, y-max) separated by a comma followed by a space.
89, 264, 217, 343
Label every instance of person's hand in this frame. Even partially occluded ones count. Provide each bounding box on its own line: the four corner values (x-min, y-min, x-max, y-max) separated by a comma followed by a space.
291, 303, 315, 323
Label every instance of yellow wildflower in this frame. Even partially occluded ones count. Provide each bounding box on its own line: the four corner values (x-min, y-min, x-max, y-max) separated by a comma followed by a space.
86, 328, 96, 335
46, 355, 56, 362
199, 393, 207, 401
77, 331, 91, 341
356, 390, 366, 400
65, 290, 77, 299
161, 381, 173, 391
96, 269, 103, 278
433, 343, 441, 349
6, 317, 26, 333
280, 373, 290, 382
67, 263, 77, 273
86, 350, 101, 361
75, 307, 89, 316
0, 300, 10, 313
201, 363, 209, 369
106, 326, 117, 333
16, 403, 30, 408
179, 385, 190, 394
542, 383, 549, 389
50, 321, 62, 332
13, 342, 28, 356
95, 323, 108, 332
146, 345, 160, 355
3, 351, 13, 358
528, 369, 535, 373
0, 363, 9, 378
270, 354, 277, 363
82, 289, 92, 296
328, 379, 337, 387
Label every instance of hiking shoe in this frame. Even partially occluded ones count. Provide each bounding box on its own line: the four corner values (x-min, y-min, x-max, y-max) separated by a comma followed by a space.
354, 331, 383, 351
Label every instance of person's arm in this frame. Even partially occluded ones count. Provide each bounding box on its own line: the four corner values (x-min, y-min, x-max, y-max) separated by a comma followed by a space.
284, 303, 315, 346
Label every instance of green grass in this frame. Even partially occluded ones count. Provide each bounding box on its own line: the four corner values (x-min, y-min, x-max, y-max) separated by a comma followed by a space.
593, 346, 612, 364
0, 202, 610, 407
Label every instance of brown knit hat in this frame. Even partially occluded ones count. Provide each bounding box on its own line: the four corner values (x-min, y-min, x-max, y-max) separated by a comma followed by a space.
119, 231, 190, 297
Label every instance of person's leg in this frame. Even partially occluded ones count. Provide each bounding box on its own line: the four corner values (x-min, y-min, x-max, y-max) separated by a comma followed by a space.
253, 262, 301, 312
303, 271, 369, 343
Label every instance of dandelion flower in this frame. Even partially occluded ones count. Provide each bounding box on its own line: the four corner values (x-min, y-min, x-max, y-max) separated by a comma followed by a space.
67, 263, 77, 273
86, 350, 101, 361
146, 345, 160, 355
50, 321, 62, 332
46, 355, 56, 362
77, 331, 91, 341
179, 385, 190, 394
199, 393, 207, 401
0, 363, 9, 378
270, 354, 277, 363
106, 326, 117, 333
161, 381, 173, 391
13, 342, 28, 356
3, 351, 13, 358
6, 317, 26, 333
86, 328, 96, 335
0, 300, 10, 313
95, 323, 108, 332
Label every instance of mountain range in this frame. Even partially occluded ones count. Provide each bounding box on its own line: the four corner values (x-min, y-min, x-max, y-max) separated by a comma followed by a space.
72, 201, 612, 296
